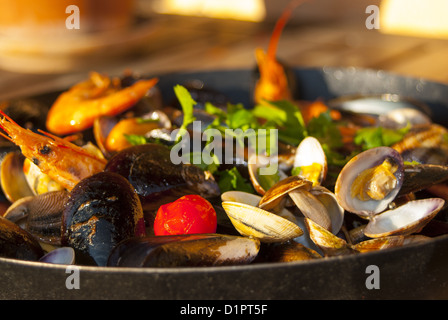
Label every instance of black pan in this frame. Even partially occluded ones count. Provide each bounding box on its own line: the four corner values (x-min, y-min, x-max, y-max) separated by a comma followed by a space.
1, 67, 448, 300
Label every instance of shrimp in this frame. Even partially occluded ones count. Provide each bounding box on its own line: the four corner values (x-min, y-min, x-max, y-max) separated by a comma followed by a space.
254, 0, 309, 105
0, 111, 107, 191
46, 71, 159, 136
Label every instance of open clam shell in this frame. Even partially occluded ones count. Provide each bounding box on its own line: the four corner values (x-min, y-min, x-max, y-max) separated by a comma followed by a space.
221, 190, 297, 223
293, 136, 327, 186
258, 175, 312, 211
309, 185, 344, 235
248, 154, 287, 195
221, 200, 303, 243
0, 151, 34, 202
363, 198, 445, 238
39, 247, 75, 265
335, 146, 404, 218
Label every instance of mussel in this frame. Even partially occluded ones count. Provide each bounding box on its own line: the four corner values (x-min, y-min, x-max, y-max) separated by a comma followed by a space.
104, 143, 220, 213
0, 215, 44, 261
61, 171, 145, 266
107, 233, 260, 268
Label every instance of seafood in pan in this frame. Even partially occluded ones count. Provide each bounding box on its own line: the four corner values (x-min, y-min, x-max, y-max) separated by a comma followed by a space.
0, 1, 447, 268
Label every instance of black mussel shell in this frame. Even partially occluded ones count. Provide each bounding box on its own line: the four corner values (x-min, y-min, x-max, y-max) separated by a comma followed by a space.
0, 215, 44, 261
107, 233, 260, 268
61, 171, 145, 266
105, 143, 220, 212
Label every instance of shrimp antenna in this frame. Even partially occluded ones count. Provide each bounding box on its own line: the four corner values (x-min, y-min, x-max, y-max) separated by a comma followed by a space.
0, 110, 16, 142
267, 0, 311, 60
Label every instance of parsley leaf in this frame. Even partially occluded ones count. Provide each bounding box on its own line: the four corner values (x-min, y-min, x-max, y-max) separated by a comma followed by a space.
173, 84, 197, 142
215, 167, 255, 193
252, 100, 307, 145
354, 124, 410, 150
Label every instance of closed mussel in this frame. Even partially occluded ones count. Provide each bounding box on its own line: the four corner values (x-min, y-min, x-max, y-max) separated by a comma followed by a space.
0, 215, 44, 261
61, 171, 145, 266
107, 233, 260, 268
105, 143, 220, 212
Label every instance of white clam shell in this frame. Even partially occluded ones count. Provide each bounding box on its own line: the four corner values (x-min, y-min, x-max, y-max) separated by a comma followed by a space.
335, 146, 404, 218
247, 154, 287, 195
364, 198, 445, 238
293, 136, 327, 185
221, 199, 303, 243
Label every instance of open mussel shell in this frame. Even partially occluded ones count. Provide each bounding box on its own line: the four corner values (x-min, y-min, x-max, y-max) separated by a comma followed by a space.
221, 201, 303, 243
107, 234, 260, 268
335, 146, 404, 218
39, 247, 75, 265
363, 198, 445, 238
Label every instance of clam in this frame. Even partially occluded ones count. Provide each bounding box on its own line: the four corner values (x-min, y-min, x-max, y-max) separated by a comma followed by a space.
309, 185, 345, 235
107, 233, 260, 268
221, 190, 297, 224
304, 218, 356, 257
3, 190, 69, 245
304, 217, 430, 257
0, 151, 34, 202
221, 193, 303, 243
335, 146, 405, 218
293, 136, 327, 186
39, 247, 75, 265
259, 175, 333, 232
363, 198, 445, 238
23, 158, 64, 195
248, 154, 287, 195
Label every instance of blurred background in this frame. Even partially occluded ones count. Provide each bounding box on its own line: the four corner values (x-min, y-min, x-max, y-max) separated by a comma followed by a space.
0, 0, 447, 100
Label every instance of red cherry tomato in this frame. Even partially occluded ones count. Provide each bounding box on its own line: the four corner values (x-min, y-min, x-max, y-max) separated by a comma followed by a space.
153, 195, 217, 236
